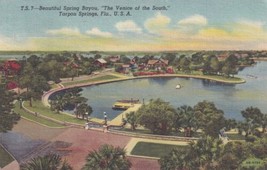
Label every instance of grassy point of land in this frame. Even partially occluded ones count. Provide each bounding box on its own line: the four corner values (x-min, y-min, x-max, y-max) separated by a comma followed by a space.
174, 71, 245, 84
131, 142, 187, 158
14, 102, 65, 128
0, 145, 14, 168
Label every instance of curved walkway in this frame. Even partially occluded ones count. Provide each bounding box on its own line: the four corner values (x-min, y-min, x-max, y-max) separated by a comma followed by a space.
42, 72, 245, 117
42, 72, 245, 107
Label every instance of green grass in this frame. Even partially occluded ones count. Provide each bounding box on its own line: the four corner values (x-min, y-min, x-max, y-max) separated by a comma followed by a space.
120, 128, 203, 138
14, 102, 64, 128
62, 75, 119, 87
50, 83, 59, 89
131, 142, 187, 158
175, 71, 244, 83
23, 100, 86, 125
0, 145, 14, 168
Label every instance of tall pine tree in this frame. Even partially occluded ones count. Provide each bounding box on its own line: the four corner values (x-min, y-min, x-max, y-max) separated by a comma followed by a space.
0, 85, 20, 132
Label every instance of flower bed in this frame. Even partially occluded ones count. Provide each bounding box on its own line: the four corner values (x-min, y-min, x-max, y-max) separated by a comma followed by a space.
133, 71, 167, 76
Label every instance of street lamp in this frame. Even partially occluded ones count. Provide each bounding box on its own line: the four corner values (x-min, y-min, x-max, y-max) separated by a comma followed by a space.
85, 112, 88, 120
104, 112, 107, 125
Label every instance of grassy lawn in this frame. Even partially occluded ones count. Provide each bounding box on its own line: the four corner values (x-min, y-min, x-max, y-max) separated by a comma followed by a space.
0, 145, 14, 168
14, 102, 64, 128
23, 100, 86, 125
62, 75, 120, 87
50, 83, 59, 89
120, 128, 203, 138
131, 142, 187, 158
175, 71, 244, 82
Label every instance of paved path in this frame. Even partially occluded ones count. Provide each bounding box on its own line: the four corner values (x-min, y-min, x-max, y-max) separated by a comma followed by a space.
3, 118, 162, 170
109, 104, 142, 126
13, 119, 66, 140
2, 160, 19, 170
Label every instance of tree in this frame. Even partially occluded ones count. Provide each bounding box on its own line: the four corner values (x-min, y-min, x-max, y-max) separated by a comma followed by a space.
221, 55, 238, 77
20, 63, 50, 107
176, 105, 198, 137
191, 52, 204, 65
20, 154, 72, 170
82, 144, 131, 170
0, 85, 20, 132
240, 107, 264, 136
159, 148, 188, 170
125, 111, 138, 130
210, 56, 220, 74
50, 87, 87, 113
27, 55, 41, 69
179, 57, 191, 72
63, 87, 87, 109
50, 95, 68, 113
120, 55, 131, 64
75, 102, 93, 120
159, 136, 223, 170
136, 98, 176, 135
38, 60, 64, 83
193, 101, 226, 138
162, 53, 176, 65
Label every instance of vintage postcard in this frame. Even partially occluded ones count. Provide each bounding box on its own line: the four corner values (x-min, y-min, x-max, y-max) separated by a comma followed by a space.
0, 0, 267, 170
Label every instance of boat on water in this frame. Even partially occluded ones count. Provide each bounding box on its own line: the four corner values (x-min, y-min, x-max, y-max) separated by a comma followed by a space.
112, 99, 139, 110
116, 99, 140, 103
112, 102, 133, 110
176, 84, 181, 89
246, 74, 257, 79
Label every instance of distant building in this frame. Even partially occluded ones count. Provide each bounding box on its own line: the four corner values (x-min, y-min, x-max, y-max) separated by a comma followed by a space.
217, 54, 229, 61
94, 59, 107, 68
122, 64, 130, 73
109, 56, 120, 63
147, 59, 169, 69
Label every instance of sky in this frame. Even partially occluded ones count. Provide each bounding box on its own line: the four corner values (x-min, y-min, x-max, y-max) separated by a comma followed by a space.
1, 0, 267, 51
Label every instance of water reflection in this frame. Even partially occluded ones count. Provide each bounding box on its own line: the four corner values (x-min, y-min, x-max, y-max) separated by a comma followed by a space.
51, 62, 267, 121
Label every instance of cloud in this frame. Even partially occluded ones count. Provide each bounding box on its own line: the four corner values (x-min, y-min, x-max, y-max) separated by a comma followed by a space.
115, 20, 142, 33
85, 28, 112, 38
144, 12, 171, 33
46, 27, 81, 36
178, 14, 207, 26
236, 20, 264, 30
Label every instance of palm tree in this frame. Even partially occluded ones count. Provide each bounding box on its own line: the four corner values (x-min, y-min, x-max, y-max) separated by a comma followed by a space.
159, 148, 187, 170
176, 105, 196, 137
82, 144, 132, 170
20, 154, 72, 170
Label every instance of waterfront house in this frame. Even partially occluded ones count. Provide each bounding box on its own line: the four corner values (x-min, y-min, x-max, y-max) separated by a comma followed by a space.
109, 56, 120, 63
94, 58, 107, 68
147, 59, 169, 70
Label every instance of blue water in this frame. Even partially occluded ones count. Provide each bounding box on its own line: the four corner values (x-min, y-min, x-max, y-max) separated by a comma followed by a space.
80, 62, 267, 121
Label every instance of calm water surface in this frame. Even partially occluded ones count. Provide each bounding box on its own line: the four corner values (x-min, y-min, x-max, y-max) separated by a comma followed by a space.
80, 62, 267, 120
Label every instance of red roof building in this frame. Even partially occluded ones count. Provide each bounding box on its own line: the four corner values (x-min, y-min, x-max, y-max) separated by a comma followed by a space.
147, 59, 169, 69
94, 59, 107, 68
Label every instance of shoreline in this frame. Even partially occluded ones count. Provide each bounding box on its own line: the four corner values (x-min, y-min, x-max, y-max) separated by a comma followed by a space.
41, 73, 245, 123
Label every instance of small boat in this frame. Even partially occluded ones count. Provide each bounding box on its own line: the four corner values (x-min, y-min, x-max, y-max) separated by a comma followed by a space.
246, 74, 257, 79
116, 99, 140, 103
176, 84, 181, 89
112, 102, 133, 110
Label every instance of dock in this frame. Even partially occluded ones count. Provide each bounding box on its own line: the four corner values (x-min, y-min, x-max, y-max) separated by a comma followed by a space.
109, 104, 142, 126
